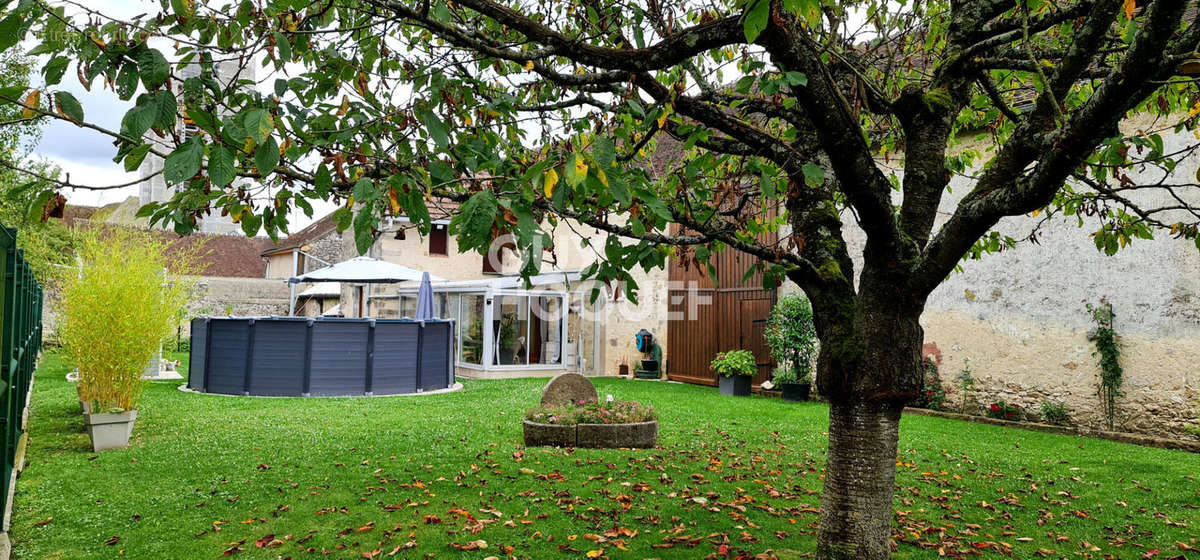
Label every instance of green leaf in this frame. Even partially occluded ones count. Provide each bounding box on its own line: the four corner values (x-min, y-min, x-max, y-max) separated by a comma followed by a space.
208, 145, 235, 187
25, 189, 51, 223
742, 0, 769, 42
314, 163, 332, 198
418, 109, 449, 150
351, 177, 374, 201
273, 31, 291, 62
151, 89, 177, 130
136, 47, 170, 89
123, 144, 151, 172
115, 62, 139, 99
0, 14, 24, 52
243, 109, 274, 143
254, 135, 280, 176
42, 56, 68, 86
332, 206, 352, 232
53, 91, 83, 123
593, 136, 615, 168
163, 137, 204, 184
563, 152, 588, 187
449, 190, 498, 251
785, 71, 808, 86
121, 103, 156, 139
185, 107, 218, 135
782, 0, 823, 26
240, 211, 262, 237
801, 162, 825, 187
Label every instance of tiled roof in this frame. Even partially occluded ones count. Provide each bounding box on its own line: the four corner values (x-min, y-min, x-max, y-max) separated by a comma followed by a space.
262, 212, 339, 256
67, 213, 276, 278
164, 231, 275, 278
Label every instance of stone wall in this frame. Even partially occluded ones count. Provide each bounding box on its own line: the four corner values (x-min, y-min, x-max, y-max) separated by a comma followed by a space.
782, 114, 1200, 441
41, 275, 291, 343
187, 276, 290, 318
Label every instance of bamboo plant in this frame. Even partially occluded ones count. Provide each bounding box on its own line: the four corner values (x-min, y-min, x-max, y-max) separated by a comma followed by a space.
57, 228, 200, 412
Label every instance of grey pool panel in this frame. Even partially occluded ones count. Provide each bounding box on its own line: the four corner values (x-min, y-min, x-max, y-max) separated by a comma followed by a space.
206, 320, 249, 395
420, 324, 451, 391
187, 317, 455, 397
188, 318, 208, 392
371, 321, 419, 394
248, 319, 308, 396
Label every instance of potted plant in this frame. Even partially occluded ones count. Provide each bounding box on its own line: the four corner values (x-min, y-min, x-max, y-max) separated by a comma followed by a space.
57, 229, 198, 451
764, 294, 819, 399
772, 366, 812, 402
711, 350, 756, 396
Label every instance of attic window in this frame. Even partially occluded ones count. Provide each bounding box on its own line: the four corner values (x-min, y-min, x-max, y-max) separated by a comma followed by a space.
430, 224, 448, 255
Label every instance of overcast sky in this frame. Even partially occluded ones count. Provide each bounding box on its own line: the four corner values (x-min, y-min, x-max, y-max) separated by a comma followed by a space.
34, 0, 333, 229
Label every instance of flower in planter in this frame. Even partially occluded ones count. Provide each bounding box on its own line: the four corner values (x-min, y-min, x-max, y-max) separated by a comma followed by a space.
987, 401, 1023, 421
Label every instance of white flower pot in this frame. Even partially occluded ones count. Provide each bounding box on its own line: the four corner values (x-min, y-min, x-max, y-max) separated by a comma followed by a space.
84, 409, 137, 451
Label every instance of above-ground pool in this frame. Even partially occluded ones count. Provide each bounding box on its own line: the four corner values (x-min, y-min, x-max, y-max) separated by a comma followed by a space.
186, 317, 456, 396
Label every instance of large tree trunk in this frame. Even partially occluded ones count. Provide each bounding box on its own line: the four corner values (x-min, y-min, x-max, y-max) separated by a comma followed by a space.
816, 399, 904, 559
812, 273, 925, 560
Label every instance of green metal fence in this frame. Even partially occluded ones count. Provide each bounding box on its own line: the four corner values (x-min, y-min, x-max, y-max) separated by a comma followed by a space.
0, 225, 43, 515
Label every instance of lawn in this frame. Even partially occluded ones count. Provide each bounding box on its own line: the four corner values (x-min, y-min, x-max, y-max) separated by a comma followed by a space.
9, 349, 1199, 559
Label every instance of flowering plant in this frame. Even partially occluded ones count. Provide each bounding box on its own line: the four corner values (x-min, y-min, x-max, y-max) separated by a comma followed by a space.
987, 400, 1023, 421
907, 357, 950, 411
525, 400, 657, 425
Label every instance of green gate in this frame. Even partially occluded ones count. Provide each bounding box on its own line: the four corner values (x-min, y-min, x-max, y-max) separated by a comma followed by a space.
0, 225, 43, 515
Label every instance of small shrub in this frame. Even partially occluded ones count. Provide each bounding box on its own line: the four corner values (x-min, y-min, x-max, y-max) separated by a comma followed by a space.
711, 350, 757, 377
987, 401, 1023, 421
525, 400, 657, 425
907, 357, 950, 411
1039, 399, 1072, 426
764, 294, 818, 384
772, 366, 802, 385
955, 360, 975, 414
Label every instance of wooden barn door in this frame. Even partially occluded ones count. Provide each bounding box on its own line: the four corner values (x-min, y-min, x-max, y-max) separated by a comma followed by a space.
739, 298, 773, 383
666, 226, 777, 388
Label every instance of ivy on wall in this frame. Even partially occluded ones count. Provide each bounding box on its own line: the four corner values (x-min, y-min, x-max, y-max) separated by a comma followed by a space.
1087, 299, 1123, 431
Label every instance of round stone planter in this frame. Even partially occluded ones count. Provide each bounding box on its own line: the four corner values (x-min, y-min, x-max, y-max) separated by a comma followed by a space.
522, 420, 658, 449
577, 421, 658, 448
522, 420, 577, 447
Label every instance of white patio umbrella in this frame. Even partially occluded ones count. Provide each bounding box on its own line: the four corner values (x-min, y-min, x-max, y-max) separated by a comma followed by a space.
286, 257, 443, 316
287, 256, 442, 284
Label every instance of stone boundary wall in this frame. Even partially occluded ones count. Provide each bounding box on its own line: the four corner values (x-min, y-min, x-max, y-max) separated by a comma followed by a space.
187, 276, 290, 319
41, 276, 290, 342
781, 116, 1200, 442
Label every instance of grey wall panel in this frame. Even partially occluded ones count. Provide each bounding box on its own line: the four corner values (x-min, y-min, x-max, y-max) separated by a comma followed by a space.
188, 318, 208, 391
206, 320, 249, 395
248, 320, 308, 396
309, 321, 369, 396
371, 322, 419, 394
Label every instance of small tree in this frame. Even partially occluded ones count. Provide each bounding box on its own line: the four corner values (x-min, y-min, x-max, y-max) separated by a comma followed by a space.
57, 229, 197, 412
764, 294, 818, 385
